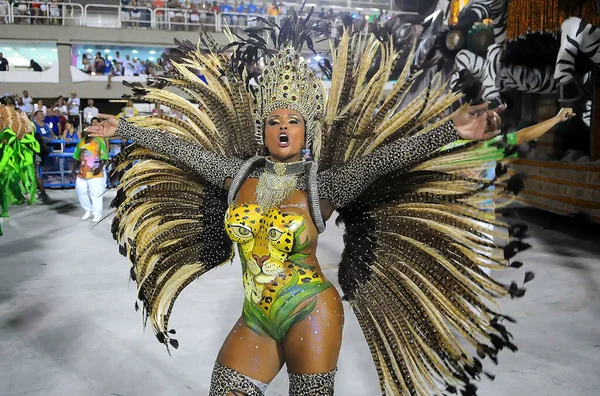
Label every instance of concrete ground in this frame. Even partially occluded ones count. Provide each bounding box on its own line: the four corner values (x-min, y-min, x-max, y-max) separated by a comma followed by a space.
1, 189, 599, 396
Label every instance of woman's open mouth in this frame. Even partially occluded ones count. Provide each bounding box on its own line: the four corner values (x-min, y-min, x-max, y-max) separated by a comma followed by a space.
278, 133, 290, 148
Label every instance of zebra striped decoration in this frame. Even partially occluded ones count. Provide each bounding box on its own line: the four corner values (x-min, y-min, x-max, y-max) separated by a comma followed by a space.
452, 14, 599, 118
462, 0, 509, 44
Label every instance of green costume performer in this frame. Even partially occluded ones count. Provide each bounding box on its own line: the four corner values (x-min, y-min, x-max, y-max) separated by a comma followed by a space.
0, 106, 40, 235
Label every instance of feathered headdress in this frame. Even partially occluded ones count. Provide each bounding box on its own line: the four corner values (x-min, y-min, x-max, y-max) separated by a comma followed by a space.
251, 46, 325, 151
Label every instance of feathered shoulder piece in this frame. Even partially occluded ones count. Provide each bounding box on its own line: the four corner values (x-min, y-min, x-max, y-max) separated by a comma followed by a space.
316, 17, 463, 170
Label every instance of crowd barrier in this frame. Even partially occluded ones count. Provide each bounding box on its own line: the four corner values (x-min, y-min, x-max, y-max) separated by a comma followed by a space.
40, 139, 129, 188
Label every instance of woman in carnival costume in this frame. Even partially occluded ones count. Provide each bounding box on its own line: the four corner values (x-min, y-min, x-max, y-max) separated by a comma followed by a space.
0, 105, 40, 236
87, 12, 571, 396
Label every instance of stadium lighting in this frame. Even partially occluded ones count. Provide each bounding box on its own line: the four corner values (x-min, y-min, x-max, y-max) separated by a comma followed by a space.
104, 49, 110, 53
86, 49, 93, 53
132, 50, 139, 54
148, 57, 155, 61
149, 50, 156, 54
52, 48, 57, 52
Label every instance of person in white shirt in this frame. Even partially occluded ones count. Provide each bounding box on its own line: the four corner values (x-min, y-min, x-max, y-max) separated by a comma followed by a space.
134, 58, 144, 75
21, 90, 34, 114
33, 99, 47, 116
115, 51, 124, 76
83, 99, 99, 125
123, 55, 135, 77
68, 91, 80, 116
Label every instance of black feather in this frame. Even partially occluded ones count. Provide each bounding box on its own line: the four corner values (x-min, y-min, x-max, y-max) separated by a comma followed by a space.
506, 174, 525, 195
510, 261, 524, 268
524, 271, 535, 283
169, 339, 179, 349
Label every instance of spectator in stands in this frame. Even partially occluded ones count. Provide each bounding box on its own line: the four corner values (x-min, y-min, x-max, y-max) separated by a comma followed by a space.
20, 90, 34, 114
145, 59, 155, 76
105, 60, 119, 89
0, 1, 8, 24
123, 54, 135, 77
138, 0, 152, 27
57, 107, 68, 135
48, 0, 62, 25
151, 103, 163, 116
153, 0, 165, 27
114, 59, 122, 74
181, 0, 191, 14
221, 0, 233, 25
134, 57, 144, 75
44, 107, 62, 137
167, 0, 183, 30
189, 3, 201, 27
236, 1, 246, 25
62, 118, 80, 152
33, 99, 47, 116
81, 54, 92, 74
106, 60, 114, 88
71, 128, 109, 222
114, 51, 124, 75
0, 52, 8, 71
14, 94, 23, 110
247, 1, 256, 14
68, 91, 80, 117
52, 97, 66, 115
30, 59, 43, 72
34, 110, 54, 141
209, 1, 221, 15
221, 0, 233, 12
94, 52, 105, 73
103, 56, 113, 76
121, 0, 131, 27
30, 1, 42, 24
83, 99, 99, 125
120, 100, 139, 118
130, 0, 142, 27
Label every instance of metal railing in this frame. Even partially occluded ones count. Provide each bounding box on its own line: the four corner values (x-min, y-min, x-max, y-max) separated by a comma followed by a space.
2, 2, 396, 31
8, 1, 85, 26
0, 1, 9, 24
41, 139, 127, 188
153, 7, 217, 32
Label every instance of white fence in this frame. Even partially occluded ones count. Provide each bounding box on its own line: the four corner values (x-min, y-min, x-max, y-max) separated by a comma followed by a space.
1, 1, 400, 31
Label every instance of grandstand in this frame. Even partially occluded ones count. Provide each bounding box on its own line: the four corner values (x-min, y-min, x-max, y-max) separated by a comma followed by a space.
1, 0, 430, 188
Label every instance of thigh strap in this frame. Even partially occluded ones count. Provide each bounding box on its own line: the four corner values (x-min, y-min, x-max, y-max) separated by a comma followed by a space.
209, 362, 268, 396
288, 368, 337, 396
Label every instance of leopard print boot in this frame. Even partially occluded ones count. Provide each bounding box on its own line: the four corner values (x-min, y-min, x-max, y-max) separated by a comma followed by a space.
288, 368, 337, 395
209, 362, 268, 396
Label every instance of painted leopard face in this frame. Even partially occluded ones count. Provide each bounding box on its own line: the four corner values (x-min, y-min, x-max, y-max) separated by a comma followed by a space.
225, 203, 305, 303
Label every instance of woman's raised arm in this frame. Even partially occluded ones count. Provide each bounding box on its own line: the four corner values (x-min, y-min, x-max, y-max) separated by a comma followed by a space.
87, 114, 243, 189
